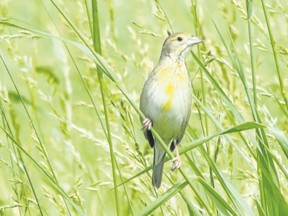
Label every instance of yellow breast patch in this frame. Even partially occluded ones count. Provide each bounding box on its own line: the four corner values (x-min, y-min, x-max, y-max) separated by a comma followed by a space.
162, 83, 174, 111
165, 83, 174, 95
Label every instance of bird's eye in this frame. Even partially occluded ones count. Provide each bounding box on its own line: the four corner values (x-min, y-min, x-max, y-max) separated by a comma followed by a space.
177, 36, 183, 42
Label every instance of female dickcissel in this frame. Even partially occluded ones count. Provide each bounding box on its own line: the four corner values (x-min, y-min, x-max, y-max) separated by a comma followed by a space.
140, 32, 203, 188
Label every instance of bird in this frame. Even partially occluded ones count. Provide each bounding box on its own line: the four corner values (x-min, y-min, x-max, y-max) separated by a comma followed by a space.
140, 32, 203, 188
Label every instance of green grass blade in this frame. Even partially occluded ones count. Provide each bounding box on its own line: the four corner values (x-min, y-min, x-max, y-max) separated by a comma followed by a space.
0, 126, 84, 215
181, 122, 265, 154
199, 146, 254, 215
220, 122, 265, 134
136, 182, 188, 216
212, 16, 285, 215
91, 0, 120, 215
0, 102, 43, 215
260, 0, 288, 110
269, 128, 288, 159
198, 178, 237, 216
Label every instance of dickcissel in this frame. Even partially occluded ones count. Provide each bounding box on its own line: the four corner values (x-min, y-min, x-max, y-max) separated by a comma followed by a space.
140, 32, 203, 188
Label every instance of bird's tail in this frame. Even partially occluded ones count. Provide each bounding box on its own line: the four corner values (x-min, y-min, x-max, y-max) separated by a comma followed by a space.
152, 142, 166, 188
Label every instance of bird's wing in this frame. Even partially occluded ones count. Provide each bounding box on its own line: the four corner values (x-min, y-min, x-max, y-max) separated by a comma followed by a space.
144, 128, 155, 148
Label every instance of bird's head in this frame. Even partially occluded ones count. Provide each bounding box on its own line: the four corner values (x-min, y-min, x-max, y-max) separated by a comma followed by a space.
160, 32, 203, 60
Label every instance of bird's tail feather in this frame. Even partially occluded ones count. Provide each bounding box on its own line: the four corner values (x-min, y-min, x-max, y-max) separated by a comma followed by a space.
152, 142, 166, 188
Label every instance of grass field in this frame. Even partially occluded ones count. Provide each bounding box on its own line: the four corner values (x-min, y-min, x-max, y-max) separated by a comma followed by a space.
0, 0, 288, 215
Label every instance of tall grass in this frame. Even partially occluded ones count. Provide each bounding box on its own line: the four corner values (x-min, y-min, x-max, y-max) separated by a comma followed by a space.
0, 0, 287, 215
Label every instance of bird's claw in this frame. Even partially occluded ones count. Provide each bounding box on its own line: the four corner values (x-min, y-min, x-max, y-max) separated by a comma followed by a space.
142, 118, 152, 131
170, 143, 181, 171
170, 156, 181, 171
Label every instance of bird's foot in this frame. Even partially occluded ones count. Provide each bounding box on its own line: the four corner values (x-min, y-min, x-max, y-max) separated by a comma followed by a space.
170, 156, 181, 171
142, 118, 152, 131
170, 146, 181, 171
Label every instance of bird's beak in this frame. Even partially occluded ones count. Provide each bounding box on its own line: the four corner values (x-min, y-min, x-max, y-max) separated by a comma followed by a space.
187, 36, 204, 46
